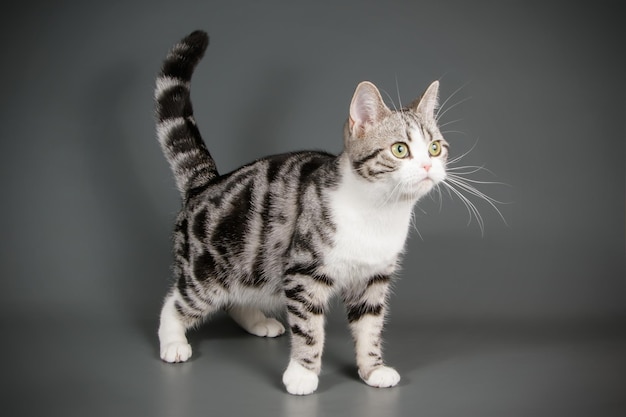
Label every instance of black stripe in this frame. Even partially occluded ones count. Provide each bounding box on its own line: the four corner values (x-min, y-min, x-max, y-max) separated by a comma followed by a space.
193, 208, 208, 241
285, 263, 334, 287
291, 231, 315, 254
285, 285, 324, 315
207, 168, 256, 206
290, 324, 315, 345
248, 190, 271, 288
285, 285, 306, 302
212, 185, 253, 256
406, 127, 414, 142
314, 180, 337, 238
174, 300, 204, 319
164, 119, 202, 153
266, 153, 295, 183
185, 181, 211, 201
376, 161, 398, 170
156, 85, 193, 122
176, 277, 211, 313
367, 274, 391, 286
366, 166, 397, 177
295, 155, 330, 217
287, 304, 308, 320
174, 218, 189, 261
193, 250, 217, 283
346, 302, 383, 323
352, 149, 384, 173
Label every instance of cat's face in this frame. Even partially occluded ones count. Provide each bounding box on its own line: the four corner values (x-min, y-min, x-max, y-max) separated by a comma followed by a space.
344, 81, 448, 203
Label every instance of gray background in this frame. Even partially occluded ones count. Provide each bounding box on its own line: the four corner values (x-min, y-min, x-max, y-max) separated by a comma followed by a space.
1, 1, 624, 416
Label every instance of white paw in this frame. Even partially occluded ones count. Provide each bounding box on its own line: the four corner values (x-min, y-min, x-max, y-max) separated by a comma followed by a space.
249, 318, 286, 338
363, 366, 401, 388
160, 342, 192, 363
282, 360, 319, 395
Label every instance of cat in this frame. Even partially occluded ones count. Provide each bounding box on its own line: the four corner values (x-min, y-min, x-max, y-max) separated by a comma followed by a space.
155, 30, 449, 395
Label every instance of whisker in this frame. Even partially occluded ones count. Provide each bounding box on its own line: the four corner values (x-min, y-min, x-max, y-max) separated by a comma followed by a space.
445, 176, 509, 226
380, 88, 399, 112
446, 176, 507, 206
438, 118, 464, 129
446, 173, 509, 187
446, 165, 493, 175
436, 96, 472, 123
394, 75, 403, 111
379, 180, 403, 208
441, 180, 485, 235
409, 206, 424, 241
441, 130, 468, 136
436, 82, 469, 121
446, 137, 480, 165
430, 183, 444, 212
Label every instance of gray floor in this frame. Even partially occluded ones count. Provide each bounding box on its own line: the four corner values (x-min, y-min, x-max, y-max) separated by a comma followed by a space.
4, 313, 625, 417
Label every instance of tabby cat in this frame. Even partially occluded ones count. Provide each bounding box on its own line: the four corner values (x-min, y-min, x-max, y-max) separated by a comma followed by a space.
155, 30, 448, 395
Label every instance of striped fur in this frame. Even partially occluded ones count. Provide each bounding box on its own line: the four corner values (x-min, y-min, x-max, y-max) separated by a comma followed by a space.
155, 31, 449, 395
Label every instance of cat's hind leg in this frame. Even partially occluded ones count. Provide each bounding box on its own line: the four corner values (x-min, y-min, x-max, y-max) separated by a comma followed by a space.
228, 305, 285, 337
158, 288, 213, 363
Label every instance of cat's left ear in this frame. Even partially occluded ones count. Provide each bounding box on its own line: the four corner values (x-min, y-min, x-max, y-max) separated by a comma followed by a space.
349, 81, 391, 138
412, 80, 439, 119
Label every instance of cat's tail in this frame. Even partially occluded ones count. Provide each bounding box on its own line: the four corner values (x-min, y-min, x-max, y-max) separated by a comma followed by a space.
155, 30, 218, 198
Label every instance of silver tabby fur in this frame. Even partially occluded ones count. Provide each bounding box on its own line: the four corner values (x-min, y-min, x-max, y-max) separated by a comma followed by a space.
155, 31, 449, 395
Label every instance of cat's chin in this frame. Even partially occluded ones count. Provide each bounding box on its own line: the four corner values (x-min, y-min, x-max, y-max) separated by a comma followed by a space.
400, 178, 436, 202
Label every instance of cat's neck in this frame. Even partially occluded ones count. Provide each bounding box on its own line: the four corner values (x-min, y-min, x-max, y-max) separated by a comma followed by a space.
334, 153, 416, 214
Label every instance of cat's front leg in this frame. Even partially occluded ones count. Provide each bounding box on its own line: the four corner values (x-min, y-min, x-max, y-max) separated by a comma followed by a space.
282, 270, 334, 395
342, 274, 400, 388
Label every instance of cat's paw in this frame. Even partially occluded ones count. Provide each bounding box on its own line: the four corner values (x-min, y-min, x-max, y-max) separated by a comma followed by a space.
160, 342, 192, 363
249, 318, 286, 338
363, 366, 401, 388
282, 360, 319, 395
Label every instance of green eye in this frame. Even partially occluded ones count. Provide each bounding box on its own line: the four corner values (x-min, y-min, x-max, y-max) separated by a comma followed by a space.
428, 141, 442, 157
391, 142, 409, 158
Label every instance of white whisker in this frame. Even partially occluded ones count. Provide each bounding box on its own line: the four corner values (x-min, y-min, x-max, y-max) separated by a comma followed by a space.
446, 137, 480, 165
446, 165, 493, 175
436, 96, 472, 123
445, 176, 509, 226
447, 173, 508, 187
441, 130, 468, 136
380, 88, 399, 112
436, 82, 469, 121
438, 118, 464, 129
441, 180, 485, 235
379, 180, 403, 208
394, 75, 403, 111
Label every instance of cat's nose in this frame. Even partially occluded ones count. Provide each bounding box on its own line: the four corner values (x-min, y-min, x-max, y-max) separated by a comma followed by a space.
422, 163, 432, 172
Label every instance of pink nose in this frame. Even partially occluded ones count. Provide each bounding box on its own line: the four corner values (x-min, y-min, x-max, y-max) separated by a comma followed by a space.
423, 163, 432, 172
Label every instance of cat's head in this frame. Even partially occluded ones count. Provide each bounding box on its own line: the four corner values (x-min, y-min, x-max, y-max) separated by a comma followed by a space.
343, 81, 448, 203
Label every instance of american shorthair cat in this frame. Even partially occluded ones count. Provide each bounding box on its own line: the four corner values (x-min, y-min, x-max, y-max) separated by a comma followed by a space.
154, 30, 482, 395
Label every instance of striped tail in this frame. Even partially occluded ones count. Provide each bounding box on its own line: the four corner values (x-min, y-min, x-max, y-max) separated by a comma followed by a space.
155, 30, 218, 197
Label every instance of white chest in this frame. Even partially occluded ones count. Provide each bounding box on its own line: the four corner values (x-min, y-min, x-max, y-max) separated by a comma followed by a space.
324, 196, 413, 283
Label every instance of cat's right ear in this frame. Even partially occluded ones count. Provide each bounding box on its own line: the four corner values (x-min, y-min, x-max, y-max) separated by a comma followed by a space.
349, 81, 391, 138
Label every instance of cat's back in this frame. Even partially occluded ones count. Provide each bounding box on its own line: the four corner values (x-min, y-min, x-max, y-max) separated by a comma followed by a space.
184, 150, 335, 206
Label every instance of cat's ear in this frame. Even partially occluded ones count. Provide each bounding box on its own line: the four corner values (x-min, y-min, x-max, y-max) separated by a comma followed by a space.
412, 80, 439, 119
349, 81, 391, 137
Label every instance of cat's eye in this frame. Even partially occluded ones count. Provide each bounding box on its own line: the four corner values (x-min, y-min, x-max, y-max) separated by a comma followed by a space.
428, 141, 443, 157
391, 142, 409, 159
